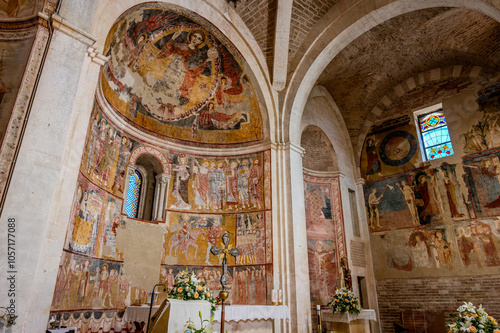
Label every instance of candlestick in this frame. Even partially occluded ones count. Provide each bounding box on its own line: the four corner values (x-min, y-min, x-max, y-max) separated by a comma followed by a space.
278, 289, 283, 305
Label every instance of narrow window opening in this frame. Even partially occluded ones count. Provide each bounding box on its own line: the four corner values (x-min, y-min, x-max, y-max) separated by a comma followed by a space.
126, 170, 142, 218
415, 105, 454, 161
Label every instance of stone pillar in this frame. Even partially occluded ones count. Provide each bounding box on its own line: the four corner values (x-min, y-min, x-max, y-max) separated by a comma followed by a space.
154, 174, 170, 222
122, 163, 137, 216
0, 8, 104, 333
272, 142, 311, 333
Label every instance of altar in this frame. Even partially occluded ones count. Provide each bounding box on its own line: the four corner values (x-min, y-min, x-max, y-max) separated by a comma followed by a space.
212, 305, 291, 332
124, 299, 211, 332
321, 309, 377, 333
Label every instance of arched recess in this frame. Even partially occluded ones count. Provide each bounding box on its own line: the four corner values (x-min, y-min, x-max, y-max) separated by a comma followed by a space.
285, 0, 500, 147
89, 0, 278, 144
124, 152, 169, 221
295, 85, 380, 327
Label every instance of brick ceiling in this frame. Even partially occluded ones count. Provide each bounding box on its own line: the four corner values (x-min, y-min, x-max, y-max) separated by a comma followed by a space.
316, 7, 500, 141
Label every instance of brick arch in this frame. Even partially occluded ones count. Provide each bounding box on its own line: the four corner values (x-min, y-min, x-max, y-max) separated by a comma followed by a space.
286, 0, 500, 146
128, 146, 170, 174
355, 65, 500, 163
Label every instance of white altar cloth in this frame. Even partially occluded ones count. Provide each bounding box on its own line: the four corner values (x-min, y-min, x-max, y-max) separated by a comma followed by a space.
124, 299, 211, 331
321, 309, 377, 323
213, 305, 291, 322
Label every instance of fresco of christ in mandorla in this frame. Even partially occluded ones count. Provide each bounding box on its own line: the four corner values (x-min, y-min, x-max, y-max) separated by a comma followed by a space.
101, 5, 264, 144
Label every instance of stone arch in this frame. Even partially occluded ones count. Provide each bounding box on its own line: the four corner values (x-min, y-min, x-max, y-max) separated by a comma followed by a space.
355, 65, 500, 163
300, 85, 356, 177
285, 0, 500, 147
90, 0, 277, 143
129, 146, 170, 175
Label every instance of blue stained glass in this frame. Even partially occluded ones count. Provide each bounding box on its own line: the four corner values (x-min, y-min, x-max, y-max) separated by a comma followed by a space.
418, 110, 454, 161
126, 171, 142, 218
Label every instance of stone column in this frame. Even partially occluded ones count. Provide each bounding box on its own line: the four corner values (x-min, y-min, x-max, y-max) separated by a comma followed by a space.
0, 8, 104, 333
154, 174, 170, 222
272, 142, 311, 333
122, 163, 137, 216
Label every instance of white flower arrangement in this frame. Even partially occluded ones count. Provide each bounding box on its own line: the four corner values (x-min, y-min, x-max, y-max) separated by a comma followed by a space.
447, 302, 500, 333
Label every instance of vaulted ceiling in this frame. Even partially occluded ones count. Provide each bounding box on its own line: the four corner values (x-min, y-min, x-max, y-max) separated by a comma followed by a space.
316, 7, 500, 143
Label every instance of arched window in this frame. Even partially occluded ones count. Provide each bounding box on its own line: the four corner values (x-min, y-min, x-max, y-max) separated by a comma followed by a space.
126, 170, 142, 218
415, 104, 454, 161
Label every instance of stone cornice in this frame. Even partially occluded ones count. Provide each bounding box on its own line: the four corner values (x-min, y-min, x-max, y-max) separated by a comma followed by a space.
49, 13, 96, 46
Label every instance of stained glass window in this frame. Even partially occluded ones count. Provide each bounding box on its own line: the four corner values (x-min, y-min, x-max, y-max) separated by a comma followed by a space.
126, 171, 142, 218
418, 109, 454, 161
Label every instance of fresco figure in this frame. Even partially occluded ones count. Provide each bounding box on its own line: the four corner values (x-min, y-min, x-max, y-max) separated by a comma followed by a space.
113, 136, 131, 193
396, 180, 419, 225
456, 226, 477, 267
77, 260, 90, 307
211, 160, 226, 211
474, 223, 500, 266
87, 267, 101, 306
365, 138, 382, 178
308, 240, 335, 303
156, 28, 218, 106
250, 158, 263, 209
368, 188, 383, 229
409, 233, 431, 268
94, 119, 108, 177
443, 173, 463, 218
86, 115, 100, 174
255, 268, 266, 304
172, 154, 191, 209
414, 174, 440, 225
225, 160, 239, 205
62, 259, 77, 308
193, 160, 209, 210
434, 230, 453, 269
237, 159, 250, 209
205, 218, 223, 265
480, 158, 500, 204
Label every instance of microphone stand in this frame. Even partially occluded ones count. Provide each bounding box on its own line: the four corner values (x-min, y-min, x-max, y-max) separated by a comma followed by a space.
145, 283, 166, 333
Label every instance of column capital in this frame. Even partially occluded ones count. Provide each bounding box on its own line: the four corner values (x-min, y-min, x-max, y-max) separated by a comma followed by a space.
155, 173, 171, 184
355, 178, 366, 186
126, 164, 137, 177
87, 45, 109, 66
271, 142, 305, 156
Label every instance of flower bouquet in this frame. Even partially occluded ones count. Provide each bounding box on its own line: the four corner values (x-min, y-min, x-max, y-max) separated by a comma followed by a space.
327, 287, 361, 315
447, 302, 500, 333
168, 271, 217, 312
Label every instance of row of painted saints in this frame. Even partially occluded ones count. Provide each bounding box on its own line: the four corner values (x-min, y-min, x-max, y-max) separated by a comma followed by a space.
52, 250, 269, 311
81, 112, 265, 214
383, 219, 500, 271
170, 154, 263, 211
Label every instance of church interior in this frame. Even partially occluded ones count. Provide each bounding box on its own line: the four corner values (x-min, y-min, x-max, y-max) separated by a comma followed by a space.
0, 0, 499, 332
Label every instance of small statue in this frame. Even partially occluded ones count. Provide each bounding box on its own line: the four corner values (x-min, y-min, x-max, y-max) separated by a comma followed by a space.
340, 257, 352, 290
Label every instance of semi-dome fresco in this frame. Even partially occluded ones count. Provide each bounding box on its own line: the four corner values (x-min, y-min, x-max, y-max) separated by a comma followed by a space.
101, 4, 264, 145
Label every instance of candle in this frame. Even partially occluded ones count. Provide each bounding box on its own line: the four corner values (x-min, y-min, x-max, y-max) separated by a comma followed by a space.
272, 289, 277, 304
278, 289, 283, 304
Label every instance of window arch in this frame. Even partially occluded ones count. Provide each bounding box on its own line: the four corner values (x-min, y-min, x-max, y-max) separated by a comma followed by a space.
124, 153, 168, 221
415, 104, 454, 161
